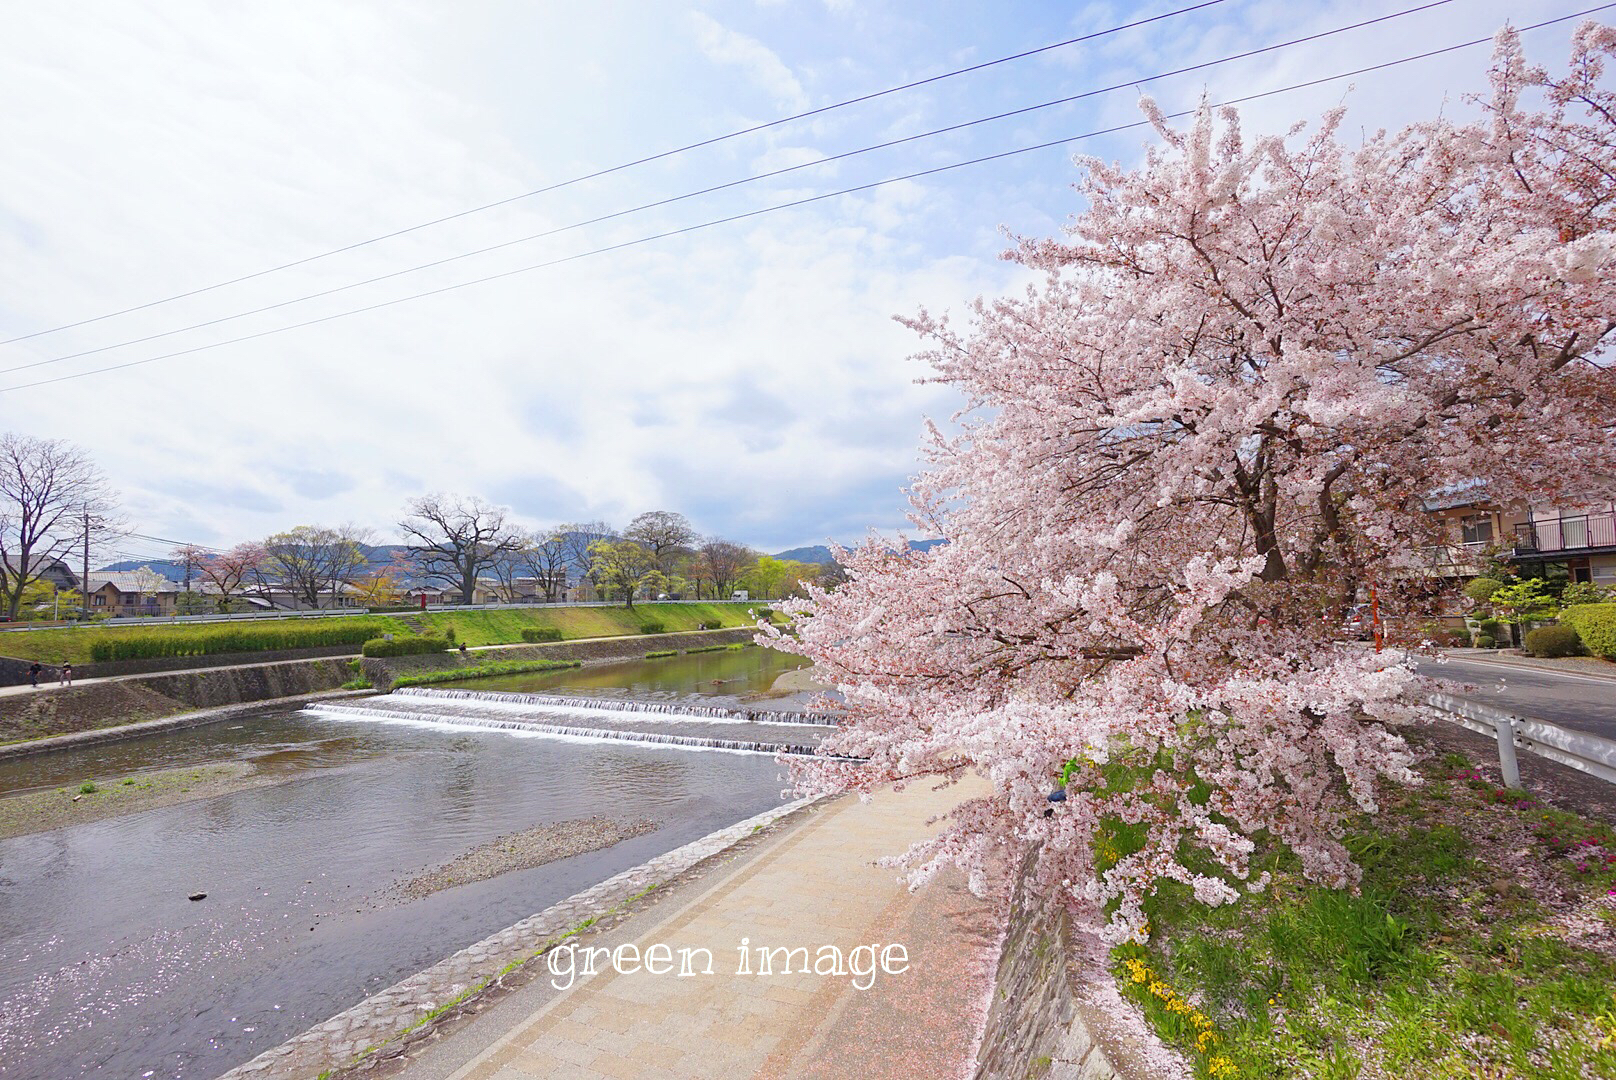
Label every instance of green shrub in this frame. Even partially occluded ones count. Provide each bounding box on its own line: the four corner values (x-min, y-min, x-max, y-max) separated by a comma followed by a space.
1463, 577, 1505, 603
360, 636, 450, 657
645, 649, 677, 658
78, 781, 97, 794
443, 626, 457, 645
1561, 603, 1616, 659
521, 627, 564, 642
1562, 582, 1616, 607
86, 617, 386, 662
637, 621, 665, 634
340, 677, 373, 690
1477, 618, 1501, 637
754, 607, 774, 619
1474, 634, 1496, 649
1523, 624, 1582, 658
390, 658, 581, 688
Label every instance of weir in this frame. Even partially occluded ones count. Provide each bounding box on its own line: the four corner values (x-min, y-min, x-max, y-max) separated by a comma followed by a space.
392, 687, 839, 727
304, 702, 841, 757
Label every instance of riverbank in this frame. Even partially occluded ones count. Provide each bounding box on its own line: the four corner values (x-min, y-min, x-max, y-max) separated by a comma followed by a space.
217, 779, 1013, 1080
0, 656, 358, 746
0, 759, 297, 840
0, 627, 775, 752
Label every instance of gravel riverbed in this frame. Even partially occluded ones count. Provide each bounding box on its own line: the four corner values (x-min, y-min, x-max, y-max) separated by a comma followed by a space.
392, 816, 660, 900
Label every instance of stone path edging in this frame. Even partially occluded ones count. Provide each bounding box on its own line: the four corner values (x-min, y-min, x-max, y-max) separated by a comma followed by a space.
214, 795, 831, 1080
0, 688, 375, 762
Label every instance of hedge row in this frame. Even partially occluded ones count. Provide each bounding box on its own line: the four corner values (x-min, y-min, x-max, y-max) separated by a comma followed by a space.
87, 618, 387, 662
521, 627, 564, 642
361, 636, 451, 657
1561, 603, 1616, 659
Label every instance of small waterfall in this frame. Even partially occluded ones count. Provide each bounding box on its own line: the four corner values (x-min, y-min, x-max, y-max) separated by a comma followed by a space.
392, 687, 839, 727
305, 703, 837, 757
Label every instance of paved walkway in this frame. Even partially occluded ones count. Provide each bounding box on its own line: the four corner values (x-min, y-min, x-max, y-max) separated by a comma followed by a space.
394, 780, 1002, 1080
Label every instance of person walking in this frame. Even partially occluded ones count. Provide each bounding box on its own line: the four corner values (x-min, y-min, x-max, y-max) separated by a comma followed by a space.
28, 662, 41, 687
60, 662, 73, 686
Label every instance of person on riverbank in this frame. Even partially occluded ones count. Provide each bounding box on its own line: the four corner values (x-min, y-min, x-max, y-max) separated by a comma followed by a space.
28, 662, 41, 687
60, 662, 73, 686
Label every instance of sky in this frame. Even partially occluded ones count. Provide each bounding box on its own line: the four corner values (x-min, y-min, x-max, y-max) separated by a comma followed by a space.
0, 0, 1605, 561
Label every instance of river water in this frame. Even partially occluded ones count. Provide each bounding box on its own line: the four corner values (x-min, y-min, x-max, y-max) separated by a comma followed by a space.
0, 649, 814, 1080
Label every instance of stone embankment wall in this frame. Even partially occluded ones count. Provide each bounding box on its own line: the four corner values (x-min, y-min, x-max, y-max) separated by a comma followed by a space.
0, 644, 360, 687
362, 627, 760, 690
0, 657, 354, 745
973, 853, 1127, 1080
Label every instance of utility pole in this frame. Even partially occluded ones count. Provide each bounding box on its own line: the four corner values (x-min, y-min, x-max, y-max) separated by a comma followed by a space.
82, 509, 90, 623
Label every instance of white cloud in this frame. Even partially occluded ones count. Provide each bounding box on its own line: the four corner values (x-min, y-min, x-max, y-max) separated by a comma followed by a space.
0, 0, 1597, 558
689, 11, 809, 112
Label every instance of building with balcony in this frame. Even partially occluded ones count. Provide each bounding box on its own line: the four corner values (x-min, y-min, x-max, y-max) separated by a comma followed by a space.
1422, 484, 1616, 586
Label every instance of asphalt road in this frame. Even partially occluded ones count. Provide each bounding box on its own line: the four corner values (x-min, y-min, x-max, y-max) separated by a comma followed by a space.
1414, 654, 1616, 741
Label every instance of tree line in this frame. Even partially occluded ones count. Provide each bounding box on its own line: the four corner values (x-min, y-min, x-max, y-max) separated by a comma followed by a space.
1, 440, 832, 619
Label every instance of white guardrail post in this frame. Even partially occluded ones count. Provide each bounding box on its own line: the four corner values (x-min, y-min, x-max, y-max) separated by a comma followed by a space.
1425, 692, 1616, 788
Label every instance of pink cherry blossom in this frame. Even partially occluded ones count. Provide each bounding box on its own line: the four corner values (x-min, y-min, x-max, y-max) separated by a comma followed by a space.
763, 26, 1616, 942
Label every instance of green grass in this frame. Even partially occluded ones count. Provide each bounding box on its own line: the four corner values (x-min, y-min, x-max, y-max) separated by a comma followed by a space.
1106, 754, 1616, 1079
417, 603, 776, 646
390, 658, 582, 688
0, 603, 776, 664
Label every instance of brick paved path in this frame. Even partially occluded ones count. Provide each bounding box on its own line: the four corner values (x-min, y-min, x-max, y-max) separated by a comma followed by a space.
407, 780, 1001, 1080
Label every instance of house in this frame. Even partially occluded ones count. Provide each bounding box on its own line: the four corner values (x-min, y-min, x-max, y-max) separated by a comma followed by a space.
3, 555, 80, 591
1422, 484, 1616, 586
401, 581, 504, 607
85, 569, 183, 617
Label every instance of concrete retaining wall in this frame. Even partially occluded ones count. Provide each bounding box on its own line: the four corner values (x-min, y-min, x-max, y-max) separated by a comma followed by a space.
0, 644, 360, 687
974, 853, 1125, 1080
0, 657, 355, 745
362, 627, 760, 690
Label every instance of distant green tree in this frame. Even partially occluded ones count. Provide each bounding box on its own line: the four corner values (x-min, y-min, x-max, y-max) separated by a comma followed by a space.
588, 540, 664, 609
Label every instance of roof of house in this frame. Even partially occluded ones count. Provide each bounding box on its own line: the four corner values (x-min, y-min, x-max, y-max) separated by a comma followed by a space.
88, 571, 181, 593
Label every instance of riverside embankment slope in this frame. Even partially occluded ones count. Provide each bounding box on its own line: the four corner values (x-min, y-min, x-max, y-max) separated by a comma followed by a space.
0, 627, 761, 749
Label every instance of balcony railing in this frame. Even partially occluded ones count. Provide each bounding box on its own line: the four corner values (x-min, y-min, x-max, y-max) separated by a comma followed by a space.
1513, 510, 1616, 554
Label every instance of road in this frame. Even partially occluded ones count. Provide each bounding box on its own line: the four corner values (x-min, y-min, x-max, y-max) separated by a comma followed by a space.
1413, 653, 1616, 741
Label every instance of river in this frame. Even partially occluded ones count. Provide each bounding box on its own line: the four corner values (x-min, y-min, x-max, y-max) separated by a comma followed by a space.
0, 649, 814, 1079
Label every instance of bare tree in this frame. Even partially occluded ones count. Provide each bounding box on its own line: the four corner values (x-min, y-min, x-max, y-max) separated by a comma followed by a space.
0, 434, 115, 621
692, 538, 755, 600
624, 511, 697, 576
399, 494, 522, 605
557, 520, 615, 597
520, 528, 572, 603
262, 524, 373, 609
198, 543, 265, 613
486, 541, 529, 602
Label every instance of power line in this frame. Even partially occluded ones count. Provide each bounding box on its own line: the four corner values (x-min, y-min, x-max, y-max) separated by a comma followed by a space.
0, 0, 1457, 377
3, 3, 1609, 395
0, 0, 1230, 346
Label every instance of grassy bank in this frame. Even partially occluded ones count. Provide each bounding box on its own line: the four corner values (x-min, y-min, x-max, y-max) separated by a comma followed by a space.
0, 603, 777, 664
415, 603, 776, 646
1103, 749, 1616, 1078
391, 658, 582, 689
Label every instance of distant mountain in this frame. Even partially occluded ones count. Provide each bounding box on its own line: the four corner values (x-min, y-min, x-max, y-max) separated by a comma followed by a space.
772, 538, 946, 565
96, 559, 190, 580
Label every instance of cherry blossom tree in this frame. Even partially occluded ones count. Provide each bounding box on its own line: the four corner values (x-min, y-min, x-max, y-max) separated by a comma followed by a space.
767, 27, 1616, 941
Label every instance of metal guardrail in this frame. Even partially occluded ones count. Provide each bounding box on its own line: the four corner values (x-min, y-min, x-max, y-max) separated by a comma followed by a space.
1427, 692, 1616, 788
